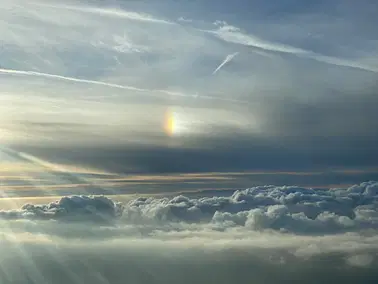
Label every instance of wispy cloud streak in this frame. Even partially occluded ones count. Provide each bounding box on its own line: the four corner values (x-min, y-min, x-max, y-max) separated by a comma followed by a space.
0, 68, 249, 103
31, 2, 173, 24
206, 23, 378, 73
0, 68, 220, 102
212, 52, 239, 75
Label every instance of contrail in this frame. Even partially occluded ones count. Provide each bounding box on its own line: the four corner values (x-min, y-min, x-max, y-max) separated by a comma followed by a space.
212, 52, 239, 75
0, 68, 196, 100
202, 28, 378, 74
0, 67, 161, 94
30, 2, 173, 24
0, 67, 248, 104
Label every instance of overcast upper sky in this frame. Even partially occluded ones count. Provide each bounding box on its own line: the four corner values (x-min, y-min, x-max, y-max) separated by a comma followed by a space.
1, 0, 378, 188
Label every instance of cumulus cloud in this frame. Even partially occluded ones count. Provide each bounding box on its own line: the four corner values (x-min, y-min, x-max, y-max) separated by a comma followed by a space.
0, 195, 123, 223
121, 181, 378, 234
0, 182, 378, 283
2, 181, 378, 235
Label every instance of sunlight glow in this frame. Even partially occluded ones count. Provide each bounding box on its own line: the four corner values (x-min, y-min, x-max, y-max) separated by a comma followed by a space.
164, 109, 176, 136
0, 128, 14, 142
164, 109, 192, 136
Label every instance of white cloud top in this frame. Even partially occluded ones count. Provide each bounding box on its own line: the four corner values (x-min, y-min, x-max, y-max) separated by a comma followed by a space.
1, 181, 378, 235
1, 182, 378, 283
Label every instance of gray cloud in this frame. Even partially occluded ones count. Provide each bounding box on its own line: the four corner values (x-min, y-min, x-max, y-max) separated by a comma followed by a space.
11, 123, 378, 175
0, 233, 378, 284
0, 195, 123, 223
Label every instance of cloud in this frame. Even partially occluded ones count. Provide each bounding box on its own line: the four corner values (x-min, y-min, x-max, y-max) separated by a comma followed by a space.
17, 117, 378, 172
1, 181, 378, 235
205, 21, 378, 73
33, 2, 173, 24
212, 52, 239, 74
2, 2, 378, 281
208, 22, 308, 54
121, 181, 378, 234
0, 67, 246, 105
177, 17, 193, 23
2, 0, 378, 185
2, 0, 378, 152
0, 68, 187, 99
0, 181, 377, 283
0, 195, 123, 222
0, 231, 377, 284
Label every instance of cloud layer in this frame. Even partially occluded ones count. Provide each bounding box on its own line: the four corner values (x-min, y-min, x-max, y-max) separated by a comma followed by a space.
2, 0, 377, 129
1, 0, 378, 177
2, 181, 378, 235
1, 232, 378, 284
1, 181, 378, 283
123, 181, 378, 234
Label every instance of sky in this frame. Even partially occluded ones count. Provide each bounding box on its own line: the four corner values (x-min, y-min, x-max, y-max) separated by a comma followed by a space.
1, 0, 378, 283
1, 0, 378, 191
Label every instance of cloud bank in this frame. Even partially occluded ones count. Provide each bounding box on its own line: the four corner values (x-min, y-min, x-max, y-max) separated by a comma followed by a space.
2, 181, 378, 235
0, 195, 123, 222
123, 181, 378, 235
1, 232, 378, 284
1, 182, 378, 283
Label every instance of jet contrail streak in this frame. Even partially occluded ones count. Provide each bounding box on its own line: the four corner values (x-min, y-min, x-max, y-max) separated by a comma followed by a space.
0, 67, 248, 104
212, 52, 239, 75
30, 2, 173, 24
0, 68, 170, 96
